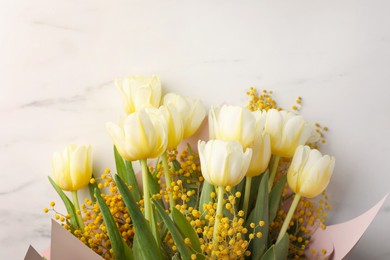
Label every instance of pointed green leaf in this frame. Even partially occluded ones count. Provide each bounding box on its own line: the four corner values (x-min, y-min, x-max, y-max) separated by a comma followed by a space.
115, 175, 164, 260
247, 171, 265, 212
172, 208, 203, 257
260, 233, 289, 260
125, 160, 141, 202
269, 175, 286, 222
251, 172, 269, 260
172, 159, 181, 171
274, 233, 289, 260
48, 176, 79, 229
152, 198, 192, 260
95, 188, 129, 260
260, 245, 276, 260
199, 181, 215, 216
114, 146, 141, 201
88, 174, 98, 203
114, 145, 129, 184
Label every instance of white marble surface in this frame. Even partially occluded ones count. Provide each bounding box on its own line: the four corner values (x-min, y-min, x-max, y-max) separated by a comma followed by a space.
1, 0, 390, 259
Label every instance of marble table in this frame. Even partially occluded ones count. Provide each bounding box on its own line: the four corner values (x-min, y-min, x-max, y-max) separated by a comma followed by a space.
1, 1, 389, 259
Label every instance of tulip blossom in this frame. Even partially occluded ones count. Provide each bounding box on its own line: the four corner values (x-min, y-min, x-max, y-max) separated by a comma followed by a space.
264, 109, 313, 158
246, 110, 271, 176
116, 75, 162, 114
159, 104, 184, 150
198, 139, 252, 242
163, 93, 206, 139
52, 144, 92, 191
276, 145, 335, 243
106, 108, 168, 161
198, 140, 252, 187
287, 145, 335, 198
209, 105, 256, 150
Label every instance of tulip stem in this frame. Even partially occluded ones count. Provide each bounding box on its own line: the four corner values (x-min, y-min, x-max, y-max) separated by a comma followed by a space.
276, 193, 301, 244
242, 176, 252, 220
268, 155, 280, 192
161, 152, 175, 210
213, 186, 225, 244
140, 159, 151, 222
71, 191, 84, 230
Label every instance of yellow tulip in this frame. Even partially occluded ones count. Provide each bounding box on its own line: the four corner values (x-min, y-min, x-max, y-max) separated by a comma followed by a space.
159, 104, 184, 149
287, 145, 335, 198
198, 140, 252, 187
264, 109, 313, 158
106, 108, 168, 161
116, 75, 161, 114
246, 111, 271, 176
209, 105, 256, 149
52, 144, 92, 191
163, 93, 206, 138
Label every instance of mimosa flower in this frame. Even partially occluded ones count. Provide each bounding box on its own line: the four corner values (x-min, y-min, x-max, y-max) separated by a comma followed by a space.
163, 93, 206, 138
116, 75, 161, 114
198, 140, 252, 187
209, 105, 256, 149
52, 144, 92, 191
287, 145, 335, 198
106, 108, 168, 161
264, 109, 313, 158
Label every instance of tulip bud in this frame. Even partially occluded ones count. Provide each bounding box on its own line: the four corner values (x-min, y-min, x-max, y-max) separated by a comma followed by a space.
287, 145, 335, 198
163, 93, 206, 139
116, 75, 161, 114
52, 144, 92, 191
106, 108, 168, 161
209, 105, 256, 149
198, 140, 252, 187
246, 110, 272, 176
159, 104, 184, 149
264, 109, 313, 158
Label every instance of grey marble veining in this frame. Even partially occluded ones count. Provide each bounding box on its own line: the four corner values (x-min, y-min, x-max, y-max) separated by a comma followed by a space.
1, 0, 390, 259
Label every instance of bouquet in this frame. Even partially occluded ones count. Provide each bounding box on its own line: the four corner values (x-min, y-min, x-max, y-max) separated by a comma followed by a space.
25, 76, 386, 260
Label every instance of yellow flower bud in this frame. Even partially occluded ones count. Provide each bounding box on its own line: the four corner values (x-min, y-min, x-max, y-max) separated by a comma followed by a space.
159, 104, 184, 149
246, 110, 271, 176
209, 105, 256, 149
52, 144, 92, 191
163, 93, 206, 138
106, 108, 168, 161
264, 109, 314, 158
116, 75, 161, 114
287, 145, 335, 198
198, 140, 252, 187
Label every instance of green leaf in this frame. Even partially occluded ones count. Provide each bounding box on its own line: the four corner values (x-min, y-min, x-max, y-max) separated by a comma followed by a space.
172, 208, 203, 258
260, 233, 289, 260
95, 188, 131, 260
88, 174, 98, 203
114, 175, 164, 260
48, 176, 79, 229
125, 160, 141, 202
247, 172, 264, 212
199, 181, 215, 216
250, 172, 269, 260
114, 146, 141, 202
152, 198, 192, 260
114, 145, 129, 184
269, 175, 286, 223
172, 159, 181, 171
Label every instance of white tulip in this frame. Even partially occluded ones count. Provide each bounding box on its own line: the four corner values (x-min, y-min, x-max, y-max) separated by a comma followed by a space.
198, 140, 252, 187
106, 108, 168, 161
163, 93, 206, 138
116, 75, 161, 114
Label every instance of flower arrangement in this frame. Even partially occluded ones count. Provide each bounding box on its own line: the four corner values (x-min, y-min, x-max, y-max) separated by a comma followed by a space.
38, 75, 353, 260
